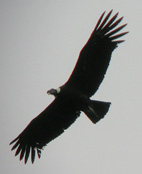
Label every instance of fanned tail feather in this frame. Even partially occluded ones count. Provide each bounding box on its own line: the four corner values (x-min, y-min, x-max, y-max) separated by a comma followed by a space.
84, 100, 111, 124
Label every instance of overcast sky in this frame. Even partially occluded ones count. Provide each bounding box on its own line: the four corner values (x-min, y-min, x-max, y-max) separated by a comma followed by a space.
1, 1, 142, 174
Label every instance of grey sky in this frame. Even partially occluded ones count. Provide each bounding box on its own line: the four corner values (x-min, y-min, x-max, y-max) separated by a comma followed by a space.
1, 1, 142, 174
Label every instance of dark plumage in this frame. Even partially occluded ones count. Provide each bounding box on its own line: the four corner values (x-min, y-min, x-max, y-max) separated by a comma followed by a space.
10, 10, 128, 163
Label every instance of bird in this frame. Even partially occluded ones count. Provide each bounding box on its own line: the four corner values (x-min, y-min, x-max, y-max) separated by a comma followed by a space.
10, 10, 128, 164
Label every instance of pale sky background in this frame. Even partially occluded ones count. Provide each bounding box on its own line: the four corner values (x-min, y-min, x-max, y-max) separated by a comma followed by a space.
1, 1, 142, 174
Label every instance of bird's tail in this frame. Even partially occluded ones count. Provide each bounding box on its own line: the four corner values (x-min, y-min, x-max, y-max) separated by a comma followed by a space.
84, 100, 111, 124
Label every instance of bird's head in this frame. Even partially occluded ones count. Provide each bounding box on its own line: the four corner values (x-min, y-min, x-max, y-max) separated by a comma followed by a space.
47, 87, 61, 97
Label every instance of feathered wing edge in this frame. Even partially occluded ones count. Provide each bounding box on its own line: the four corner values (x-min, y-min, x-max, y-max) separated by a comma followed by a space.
9, 137, 42, 164
93, 9, 128, 43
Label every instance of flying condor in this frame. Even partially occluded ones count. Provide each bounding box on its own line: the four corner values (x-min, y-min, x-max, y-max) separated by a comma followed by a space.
10, 10, 128, 163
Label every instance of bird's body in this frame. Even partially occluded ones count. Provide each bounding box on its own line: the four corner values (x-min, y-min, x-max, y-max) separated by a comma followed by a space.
10, 10, 128, 163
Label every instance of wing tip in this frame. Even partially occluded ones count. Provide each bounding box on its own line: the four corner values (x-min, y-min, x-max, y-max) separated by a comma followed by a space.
10, 139, 42, 164
9, 137, 18, 145
94, 10, 128, 41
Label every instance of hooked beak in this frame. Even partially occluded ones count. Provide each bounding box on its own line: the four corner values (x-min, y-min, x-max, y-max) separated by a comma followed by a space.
47, 88, 57, 96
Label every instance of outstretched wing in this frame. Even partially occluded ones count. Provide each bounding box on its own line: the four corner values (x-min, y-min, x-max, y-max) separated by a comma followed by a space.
66, 10, 128, 97
10, 99, 80, 163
